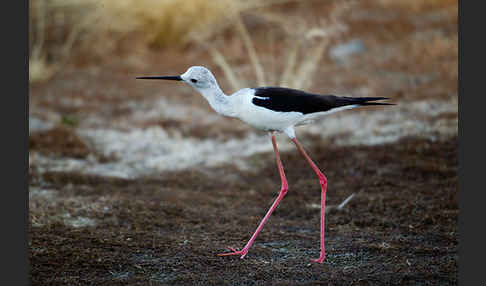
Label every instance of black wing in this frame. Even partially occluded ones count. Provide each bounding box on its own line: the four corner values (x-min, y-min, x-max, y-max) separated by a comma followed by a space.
252, 87, 392, 114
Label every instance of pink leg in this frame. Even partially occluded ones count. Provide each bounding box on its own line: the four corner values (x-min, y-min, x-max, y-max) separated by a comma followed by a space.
218, 133, 288, 259
292, 137, 327, 263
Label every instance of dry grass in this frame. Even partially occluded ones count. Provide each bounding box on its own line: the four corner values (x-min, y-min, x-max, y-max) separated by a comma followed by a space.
29, 0, 102, 83
29, 0, 346, 88
377, 0, 457, 11
197, 1, 356, 92
28, 0, 266, 83
105, 0, 234, 48
29, 0, 455, 85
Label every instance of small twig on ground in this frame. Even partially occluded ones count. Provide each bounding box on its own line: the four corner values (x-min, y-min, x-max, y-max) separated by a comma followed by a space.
337, 193, 355, 210
319, 192, 356, 213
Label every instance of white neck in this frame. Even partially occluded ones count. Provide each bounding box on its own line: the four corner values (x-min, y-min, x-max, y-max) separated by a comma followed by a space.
195, 85, 237, 118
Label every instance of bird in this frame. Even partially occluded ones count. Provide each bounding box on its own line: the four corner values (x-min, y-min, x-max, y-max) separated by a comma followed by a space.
137, 66, 393, 263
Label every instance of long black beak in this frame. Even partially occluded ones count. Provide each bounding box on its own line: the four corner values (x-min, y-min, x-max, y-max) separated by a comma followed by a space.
136, 75, 182, 81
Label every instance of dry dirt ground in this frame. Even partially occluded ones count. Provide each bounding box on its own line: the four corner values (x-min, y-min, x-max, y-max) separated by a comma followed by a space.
29, 1, 458, 285
29, 136, 457, 285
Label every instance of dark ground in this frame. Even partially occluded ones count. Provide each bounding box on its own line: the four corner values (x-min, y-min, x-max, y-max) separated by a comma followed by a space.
29, 134, 457, 285
29, 0, 458, 285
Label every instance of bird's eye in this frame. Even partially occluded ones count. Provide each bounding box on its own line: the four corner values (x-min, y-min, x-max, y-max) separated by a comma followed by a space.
190, 79, 198, 83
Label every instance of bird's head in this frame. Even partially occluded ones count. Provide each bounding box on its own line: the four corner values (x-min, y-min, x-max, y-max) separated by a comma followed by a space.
137, 66, 219, 91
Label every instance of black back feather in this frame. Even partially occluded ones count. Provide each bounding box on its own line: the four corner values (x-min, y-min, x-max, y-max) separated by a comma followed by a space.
252, 87, 393, 114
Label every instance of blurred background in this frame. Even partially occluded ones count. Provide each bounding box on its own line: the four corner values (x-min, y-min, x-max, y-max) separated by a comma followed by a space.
29, 0, 457, 178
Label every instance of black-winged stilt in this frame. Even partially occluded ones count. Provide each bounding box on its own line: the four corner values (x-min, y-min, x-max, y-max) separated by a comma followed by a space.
137, 66, 393, 263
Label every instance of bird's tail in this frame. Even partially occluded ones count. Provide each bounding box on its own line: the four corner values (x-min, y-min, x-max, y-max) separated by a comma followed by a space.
338, 96, 395, 107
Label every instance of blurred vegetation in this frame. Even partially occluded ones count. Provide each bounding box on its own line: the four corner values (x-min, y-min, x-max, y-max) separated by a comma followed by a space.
28, 0, 281, 83
29, 0, 456, 86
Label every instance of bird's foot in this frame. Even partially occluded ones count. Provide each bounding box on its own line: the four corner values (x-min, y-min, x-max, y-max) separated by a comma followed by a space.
311, 254, 325, 263
217, 246, 249, 259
